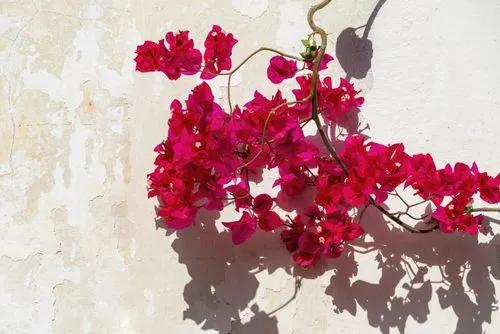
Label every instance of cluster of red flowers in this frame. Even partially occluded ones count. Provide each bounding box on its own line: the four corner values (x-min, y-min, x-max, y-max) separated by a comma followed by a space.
136, 26, 500, 267
281, 206, 364, 266
134, 25, 236, 80
316, 135, 500, 236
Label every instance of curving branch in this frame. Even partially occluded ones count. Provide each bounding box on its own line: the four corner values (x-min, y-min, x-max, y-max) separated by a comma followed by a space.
220, 0, 499, 234
471, 207, 500, 213
223, 47, 303, 112
306, 0, 439, 234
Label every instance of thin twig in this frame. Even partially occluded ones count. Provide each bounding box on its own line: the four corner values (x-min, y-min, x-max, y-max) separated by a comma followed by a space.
471, 207, 500, 213
238, 96, 312, 170
224, 47, 303, 112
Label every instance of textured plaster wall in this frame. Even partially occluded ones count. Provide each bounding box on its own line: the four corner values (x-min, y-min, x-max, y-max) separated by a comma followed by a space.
1, 0, 500, 333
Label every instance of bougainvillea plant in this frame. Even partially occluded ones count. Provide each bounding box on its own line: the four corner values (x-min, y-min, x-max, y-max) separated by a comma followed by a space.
135, 0, 500, 268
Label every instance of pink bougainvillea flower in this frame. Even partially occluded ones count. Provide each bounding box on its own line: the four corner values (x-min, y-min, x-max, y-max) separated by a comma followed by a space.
201, 25, 238, 79
134, 40, 167, 72
147, 82, 241, 230
134, 31, 202, 80
315, 159, 346, 214
226, 90, 293, 172
432, 194, 482, 235
293, 251, 320, 267
258, 211, 283, 231
297, 206, 323, 226
291, 75, 312, 116
290, 74, 324, 119
244, 90, 287, 115
267, 56, 298, 84
157, 195, 198, 229
456, 214, 483, 235
322, 78, 364, 122
252, 194, 274, 215
290, 74, 362, 122
273, 164, 312, 197
226, 182, 252, 211
223, 211, 257, 244
298, 231, 322, 254
405, 157, 489, 207
341, 223, 365, 241
321, 214, 364, 254
342, 181, 373, 206
338, 135, 408, 206
475, 171, 500, 204
306, 53, 334, 71
372, 143, 410, 190
280, 207, 365, 267
280, 206, 319, 253
405, 153, 444, 204
159, 31, 202, 80
436, 162, 477, 198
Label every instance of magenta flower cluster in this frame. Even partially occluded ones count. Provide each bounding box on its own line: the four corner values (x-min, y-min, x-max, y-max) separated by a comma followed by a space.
135, 26, 500, 267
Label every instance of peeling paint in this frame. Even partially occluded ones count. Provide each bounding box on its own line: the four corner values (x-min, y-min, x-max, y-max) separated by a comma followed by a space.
232, 0, 269, 18
1, 1, 500, 333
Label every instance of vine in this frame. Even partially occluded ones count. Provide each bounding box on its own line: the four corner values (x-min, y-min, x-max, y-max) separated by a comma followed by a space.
135, 1, 500, 268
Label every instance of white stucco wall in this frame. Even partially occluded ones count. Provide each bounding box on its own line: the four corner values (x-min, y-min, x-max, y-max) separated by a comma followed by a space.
1, 0, 500, 333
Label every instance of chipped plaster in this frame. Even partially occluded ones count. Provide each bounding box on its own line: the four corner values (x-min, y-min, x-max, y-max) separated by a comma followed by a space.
1, 0, 500, 333
232, 0, 269, 18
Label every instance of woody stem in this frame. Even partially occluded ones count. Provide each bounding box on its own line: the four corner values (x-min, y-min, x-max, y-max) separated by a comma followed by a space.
307, 0, 438, 234
471, 207, 500, 213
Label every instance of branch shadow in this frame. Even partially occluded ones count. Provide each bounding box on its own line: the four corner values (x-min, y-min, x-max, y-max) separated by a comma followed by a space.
163, 204, 499, 334
325, 207, 500, 334
167, 209, 295, 333
329, 2, 499, 331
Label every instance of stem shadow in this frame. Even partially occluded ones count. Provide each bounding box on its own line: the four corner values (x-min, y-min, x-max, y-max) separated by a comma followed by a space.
335, 0, 387, 82
326, 207, 500, 333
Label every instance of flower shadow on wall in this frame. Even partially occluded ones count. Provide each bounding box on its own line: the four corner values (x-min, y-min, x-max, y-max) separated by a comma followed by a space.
163, 208, 500, 334
168, 209, 287, 334
335, 0, 387, 82
325, 208, 500, 334
326, 0, 389, 143
328, 1, 500, 333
